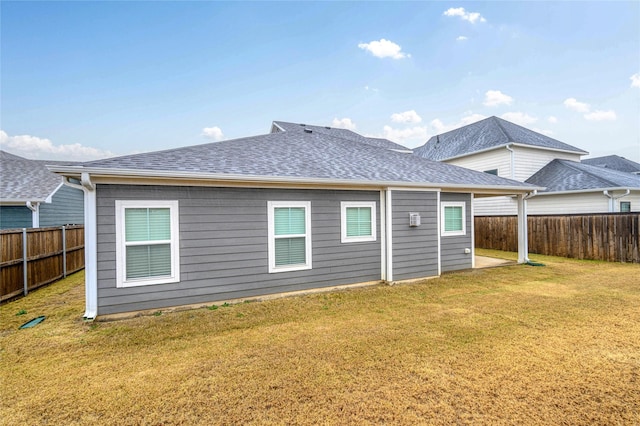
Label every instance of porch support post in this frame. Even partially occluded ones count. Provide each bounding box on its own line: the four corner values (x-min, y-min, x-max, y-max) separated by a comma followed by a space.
516, 193, 529, 264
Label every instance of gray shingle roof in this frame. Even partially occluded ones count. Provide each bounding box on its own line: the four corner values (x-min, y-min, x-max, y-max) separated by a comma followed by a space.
525, 159, 640, 192
272, 121, 411, 152
0, 150, 71, 201
582, 155, 640, 174
413, 116, 588, 161
75, 129, 535, 190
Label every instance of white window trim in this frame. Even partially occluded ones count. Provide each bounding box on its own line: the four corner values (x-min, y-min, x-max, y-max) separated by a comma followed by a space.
340, 201, 377, 243
267, 201, 312, 273
441, 201, 466, 237
115, 200, 180, 288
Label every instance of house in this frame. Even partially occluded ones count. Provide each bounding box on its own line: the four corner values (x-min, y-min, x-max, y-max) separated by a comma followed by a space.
413, 116, 639, 214
49, 122, 539, 319
526, 160, 640, 213
582, 155, 640, 175
0, 150, 84, 229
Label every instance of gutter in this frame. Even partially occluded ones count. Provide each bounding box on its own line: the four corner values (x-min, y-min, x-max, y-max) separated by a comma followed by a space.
26, 201, 40, 228
603, 189, 630, 212
49, 165, 542, 195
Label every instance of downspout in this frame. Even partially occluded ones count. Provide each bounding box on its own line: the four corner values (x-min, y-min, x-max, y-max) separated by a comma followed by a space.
64, 173, 97, 319
603, 189, 630, 212
25, 201, 40, 228
505, 144, 515, 180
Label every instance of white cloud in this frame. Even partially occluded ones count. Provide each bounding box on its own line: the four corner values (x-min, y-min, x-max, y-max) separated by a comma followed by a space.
357, 38, 410, 60
364, 85, 379, 92
500, 112, 538, 126
563, 97, 590, 113
630, 73, 640, 88
547, 116, 558, 124
390, 110, 422, 124
483, 90, 513, 107
430, 113, 487, 134
332, 117, 357, 130
456, 36, 468, 41
202, 126, 225, 141
443, 7, 486, 24
584, 110, 617, 121
0, 130, 114, 161
382, 125, 428, 144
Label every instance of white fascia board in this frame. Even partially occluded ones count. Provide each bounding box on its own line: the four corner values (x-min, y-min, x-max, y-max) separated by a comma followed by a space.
270, 122, 286, 133
441, 143, 588, 162
44, 182, 65, 203
0, 198, 48, 204
534, 187, 638, 197
47, 165, 542, 196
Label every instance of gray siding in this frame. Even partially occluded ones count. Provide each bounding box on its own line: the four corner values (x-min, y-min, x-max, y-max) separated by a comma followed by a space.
96, 185, 382, 315
440, 193, 473, 272
0, 206, 32, 229
40, 185, 84, 227
391, 190, 439, 281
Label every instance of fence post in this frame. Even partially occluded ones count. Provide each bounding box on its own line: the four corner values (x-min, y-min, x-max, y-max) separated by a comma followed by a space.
62, 225, 67, 278
22, 228, 28, 296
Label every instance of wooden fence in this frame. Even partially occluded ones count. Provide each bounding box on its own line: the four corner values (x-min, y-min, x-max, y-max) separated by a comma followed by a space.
1, 225, 85, 302
475, 214, 640, 263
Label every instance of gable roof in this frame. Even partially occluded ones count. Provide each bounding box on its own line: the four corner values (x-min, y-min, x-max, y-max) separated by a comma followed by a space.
413, 116, 588, 161
51, 128, 538, 193
525, 159, 640, 193
582, 155, 640, 174
272, 121, 411, 152
0, 150, 72, 202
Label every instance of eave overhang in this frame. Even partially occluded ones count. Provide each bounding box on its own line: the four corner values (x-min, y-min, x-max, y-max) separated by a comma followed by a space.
48, 165, 542, 197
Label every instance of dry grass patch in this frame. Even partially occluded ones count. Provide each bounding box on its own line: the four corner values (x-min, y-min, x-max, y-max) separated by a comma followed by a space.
1, 253, 639, 425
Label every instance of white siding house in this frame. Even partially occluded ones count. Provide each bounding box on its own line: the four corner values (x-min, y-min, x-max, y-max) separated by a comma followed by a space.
414, 116, 640, 215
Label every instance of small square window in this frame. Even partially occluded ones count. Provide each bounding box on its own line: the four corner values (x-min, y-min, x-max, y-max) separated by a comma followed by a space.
441, 202, 466, 236
341, 202, 377, 243
620, 201, 631, 213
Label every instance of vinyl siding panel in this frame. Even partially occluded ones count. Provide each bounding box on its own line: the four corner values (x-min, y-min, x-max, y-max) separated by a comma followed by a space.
446, 149, 512, 178
96, 185, 382, 315
473, 196, 518, 216
391, 190, 439, 281
39, 185, 84, 227
527, 192, 637, 214
512, 146, 582, 181
0, 206, 32, 229
440, 193, 473, 272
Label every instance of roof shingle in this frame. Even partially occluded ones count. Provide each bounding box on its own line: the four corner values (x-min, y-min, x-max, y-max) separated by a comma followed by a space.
413, 116, 588, 161
526, 159, 640, 192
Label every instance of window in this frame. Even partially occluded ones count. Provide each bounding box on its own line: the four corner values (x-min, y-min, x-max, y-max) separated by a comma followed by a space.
441, 202, 466, 236
484, 169, 498, 176
115, 200, 180, 288
267, 201, 312, 273
341, 202, 376, 243
620, 201, 631, 213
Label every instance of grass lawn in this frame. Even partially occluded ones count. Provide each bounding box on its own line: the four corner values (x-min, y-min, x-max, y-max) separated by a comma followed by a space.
1, 250, 639, 425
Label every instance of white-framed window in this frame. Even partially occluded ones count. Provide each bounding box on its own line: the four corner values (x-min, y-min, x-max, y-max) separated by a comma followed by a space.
341, 201, 376, 243
441, 202, 466, 236
115, 200, 180, 288
267, 201, 312, 273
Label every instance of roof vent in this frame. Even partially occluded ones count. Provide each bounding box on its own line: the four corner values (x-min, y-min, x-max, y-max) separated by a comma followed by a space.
325, 126, 331, 129
299, 123, 306, 127
304, 128, 313, 133
436, 135, 440, 144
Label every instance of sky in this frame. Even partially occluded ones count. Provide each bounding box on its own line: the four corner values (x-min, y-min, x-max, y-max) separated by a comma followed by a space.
1, 1, 639, 163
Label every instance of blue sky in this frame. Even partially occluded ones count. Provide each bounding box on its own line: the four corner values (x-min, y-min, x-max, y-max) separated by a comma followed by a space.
1, 1, 639, 162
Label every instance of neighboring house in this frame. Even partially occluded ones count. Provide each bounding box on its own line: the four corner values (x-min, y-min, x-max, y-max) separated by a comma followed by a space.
0, 150, 84, 229
50, 122, 538, 318
582, 155, 640, 175
413, 116, 639, 214
525, 160, 640, 214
